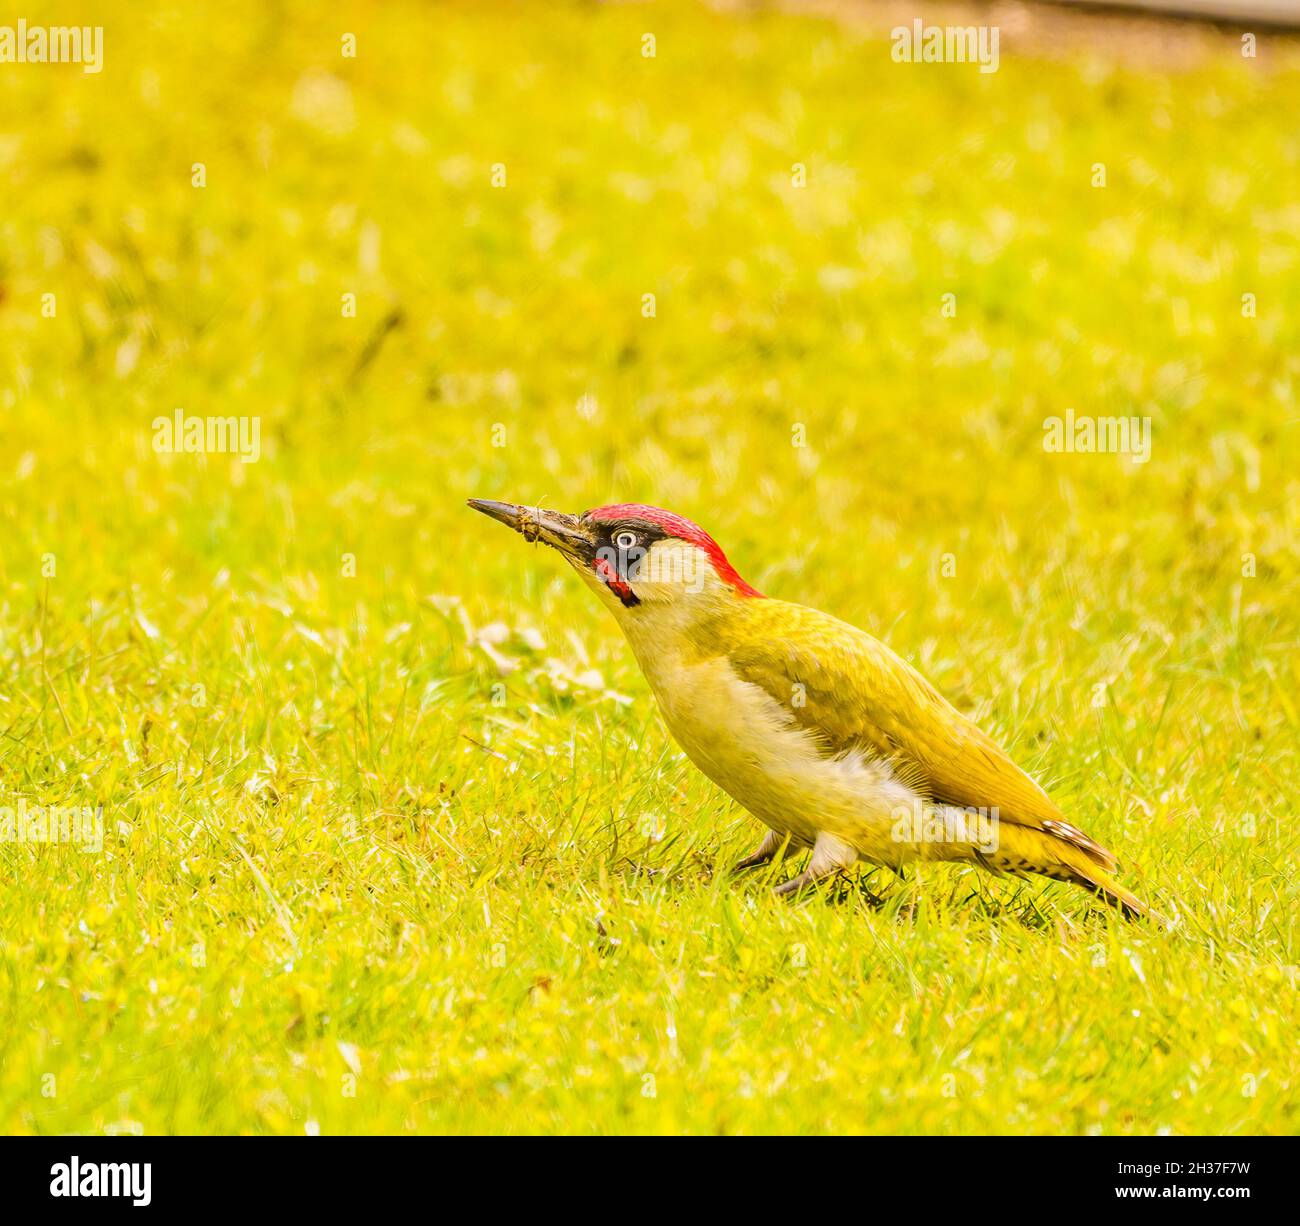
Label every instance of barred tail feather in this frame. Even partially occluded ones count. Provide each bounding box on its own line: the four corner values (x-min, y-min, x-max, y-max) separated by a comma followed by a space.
1066, 860, 1158, 922
979, 822, 1166, 924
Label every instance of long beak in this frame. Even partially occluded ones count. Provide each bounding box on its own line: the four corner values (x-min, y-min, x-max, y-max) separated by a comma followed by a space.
467, 499, 594, 561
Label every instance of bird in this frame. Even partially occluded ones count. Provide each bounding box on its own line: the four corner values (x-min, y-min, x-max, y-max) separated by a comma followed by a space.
468, 498, 1160, 920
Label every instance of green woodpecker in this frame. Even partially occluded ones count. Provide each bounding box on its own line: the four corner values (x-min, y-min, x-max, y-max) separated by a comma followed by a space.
469, 499, 1157, 919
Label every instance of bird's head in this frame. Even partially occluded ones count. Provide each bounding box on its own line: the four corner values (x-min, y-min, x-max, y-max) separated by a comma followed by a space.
468, 500, 762, 624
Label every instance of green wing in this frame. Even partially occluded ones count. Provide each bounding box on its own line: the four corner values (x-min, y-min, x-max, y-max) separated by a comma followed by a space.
726, 598, 1070, 834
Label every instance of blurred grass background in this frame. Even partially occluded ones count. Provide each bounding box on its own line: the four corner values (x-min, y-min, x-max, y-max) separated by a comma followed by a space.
1, 0, 1298, 1134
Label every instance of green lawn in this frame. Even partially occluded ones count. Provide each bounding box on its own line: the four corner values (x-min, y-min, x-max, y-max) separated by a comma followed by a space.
1, 0, 1297, 1134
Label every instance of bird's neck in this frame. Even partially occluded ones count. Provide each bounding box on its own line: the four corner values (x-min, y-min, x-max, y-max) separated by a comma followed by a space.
613, 594, 743, 684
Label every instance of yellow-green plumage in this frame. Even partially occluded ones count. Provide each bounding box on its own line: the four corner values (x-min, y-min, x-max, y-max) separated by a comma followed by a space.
469, 499, 1160, 920
690, 595, 1154, 917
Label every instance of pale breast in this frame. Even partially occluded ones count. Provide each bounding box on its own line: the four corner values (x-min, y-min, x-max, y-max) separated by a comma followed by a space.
642, 655, 919, 856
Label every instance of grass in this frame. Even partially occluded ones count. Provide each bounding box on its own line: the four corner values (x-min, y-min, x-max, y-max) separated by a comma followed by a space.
1, 0, 1298, 1135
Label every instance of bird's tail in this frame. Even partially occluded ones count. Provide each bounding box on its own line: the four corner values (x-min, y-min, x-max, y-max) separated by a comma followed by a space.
1064, 857, 1161, 922
973, 818, 1167, 924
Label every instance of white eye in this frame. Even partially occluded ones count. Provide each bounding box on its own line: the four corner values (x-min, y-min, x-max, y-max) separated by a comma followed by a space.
614, 530, 638, 550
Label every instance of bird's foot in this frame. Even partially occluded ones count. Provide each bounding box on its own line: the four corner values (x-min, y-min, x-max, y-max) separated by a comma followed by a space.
729, 829, 792, 875
773, 869, 821, 897
772, 831, 858, 899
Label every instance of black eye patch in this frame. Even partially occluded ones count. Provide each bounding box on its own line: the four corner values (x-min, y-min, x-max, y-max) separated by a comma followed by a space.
591, 520, 666, 552
584, 521, 670, 605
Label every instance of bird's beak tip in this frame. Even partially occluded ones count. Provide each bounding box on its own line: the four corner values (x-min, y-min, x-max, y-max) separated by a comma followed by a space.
467, 499, 590, 555
467, 498, 525, 532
